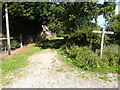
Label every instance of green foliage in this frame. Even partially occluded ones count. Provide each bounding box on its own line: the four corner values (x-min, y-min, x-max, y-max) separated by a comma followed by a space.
101, 2, 116, 20
67, 24, 99, 46
107, 14, 120, 45
3, 2, 116, 33
11, 40, 20, 50
97, 44, 119, 66
63, 45, 100, 70
64, 23, 111, 51
61, 44, 119, 73
99, 76, 111, 82
2, 2, 117, 46
48, 18, 64, 36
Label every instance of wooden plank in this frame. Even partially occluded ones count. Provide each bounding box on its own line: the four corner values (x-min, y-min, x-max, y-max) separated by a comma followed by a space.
104, 31, 114, 34
92, 30, 114, 34
92, 30, 102, 33
92, 29, 114, 58
0, 37, 13, 40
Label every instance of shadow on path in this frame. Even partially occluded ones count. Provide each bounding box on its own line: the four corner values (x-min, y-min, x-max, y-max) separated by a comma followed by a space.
35, 38, 65, 49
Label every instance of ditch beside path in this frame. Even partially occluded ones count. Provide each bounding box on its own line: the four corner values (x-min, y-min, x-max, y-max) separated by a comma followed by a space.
4, 48, 118, 88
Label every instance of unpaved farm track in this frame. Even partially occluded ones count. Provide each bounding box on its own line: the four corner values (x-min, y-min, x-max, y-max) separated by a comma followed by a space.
4, 49, 118, 88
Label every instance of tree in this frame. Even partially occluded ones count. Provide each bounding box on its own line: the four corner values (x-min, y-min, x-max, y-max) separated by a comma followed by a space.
107, 14, 120, 45
2, 2, 116, 45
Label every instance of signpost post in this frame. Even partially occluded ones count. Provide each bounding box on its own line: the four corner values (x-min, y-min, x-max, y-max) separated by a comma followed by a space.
92, 26, 114, 58
5, 3, 11, 55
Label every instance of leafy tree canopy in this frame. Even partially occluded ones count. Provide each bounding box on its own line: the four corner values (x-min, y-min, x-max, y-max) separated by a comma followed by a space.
107, 14, 120, 45
2, 2, 116, 45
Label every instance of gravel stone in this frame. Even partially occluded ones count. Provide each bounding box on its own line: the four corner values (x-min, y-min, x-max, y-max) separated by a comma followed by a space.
4, 49, 118, 88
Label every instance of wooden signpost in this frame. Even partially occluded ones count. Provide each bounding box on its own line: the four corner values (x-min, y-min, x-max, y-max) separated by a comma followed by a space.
92, 26, 114, 58
5, 3, 11, 55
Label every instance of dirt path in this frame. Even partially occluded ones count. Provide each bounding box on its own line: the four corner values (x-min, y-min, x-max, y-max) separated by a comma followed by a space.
4, 49, 118, 88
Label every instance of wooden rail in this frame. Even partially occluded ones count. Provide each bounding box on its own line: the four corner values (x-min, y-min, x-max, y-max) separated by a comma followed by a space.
0, 37, 14, 40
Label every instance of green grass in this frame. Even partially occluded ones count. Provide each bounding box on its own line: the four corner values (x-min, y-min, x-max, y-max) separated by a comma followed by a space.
76, 73, 89, 79
99, 76, 112, 82
88, 66, 119, 74
2, 45, 42, 76
1, 45, 42, 86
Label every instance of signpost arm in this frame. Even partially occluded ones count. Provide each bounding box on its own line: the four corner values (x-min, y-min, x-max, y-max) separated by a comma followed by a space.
92, 27, 114, 58
5, 3, 11, 55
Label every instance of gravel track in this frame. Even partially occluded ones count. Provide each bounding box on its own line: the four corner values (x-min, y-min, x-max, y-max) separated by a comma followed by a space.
4, 49, 118, 88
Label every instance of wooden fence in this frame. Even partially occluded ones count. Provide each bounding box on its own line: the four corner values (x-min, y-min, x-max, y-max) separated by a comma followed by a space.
0, 34, 23, 54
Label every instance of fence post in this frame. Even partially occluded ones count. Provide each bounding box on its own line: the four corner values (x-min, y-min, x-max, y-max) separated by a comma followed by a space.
5, 3, 11, 55
20, 34, 23, 48
5, 41, 7, 53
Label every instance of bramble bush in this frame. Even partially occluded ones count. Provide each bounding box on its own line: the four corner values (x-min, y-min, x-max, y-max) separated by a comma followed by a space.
61, 44, 119, 73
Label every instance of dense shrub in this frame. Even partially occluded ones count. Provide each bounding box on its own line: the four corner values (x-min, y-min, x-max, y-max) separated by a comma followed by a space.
63, 45, 100, 70
11, 40, 20, 50
62, 44, 119, 73
95, 44, 119, 69
63, 25, 111, 51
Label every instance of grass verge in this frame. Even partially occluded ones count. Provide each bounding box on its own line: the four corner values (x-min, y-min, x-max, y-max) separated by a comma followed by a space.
99, 76, 112, 82
1, 44, 42, 86
57, 48, 119, 74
